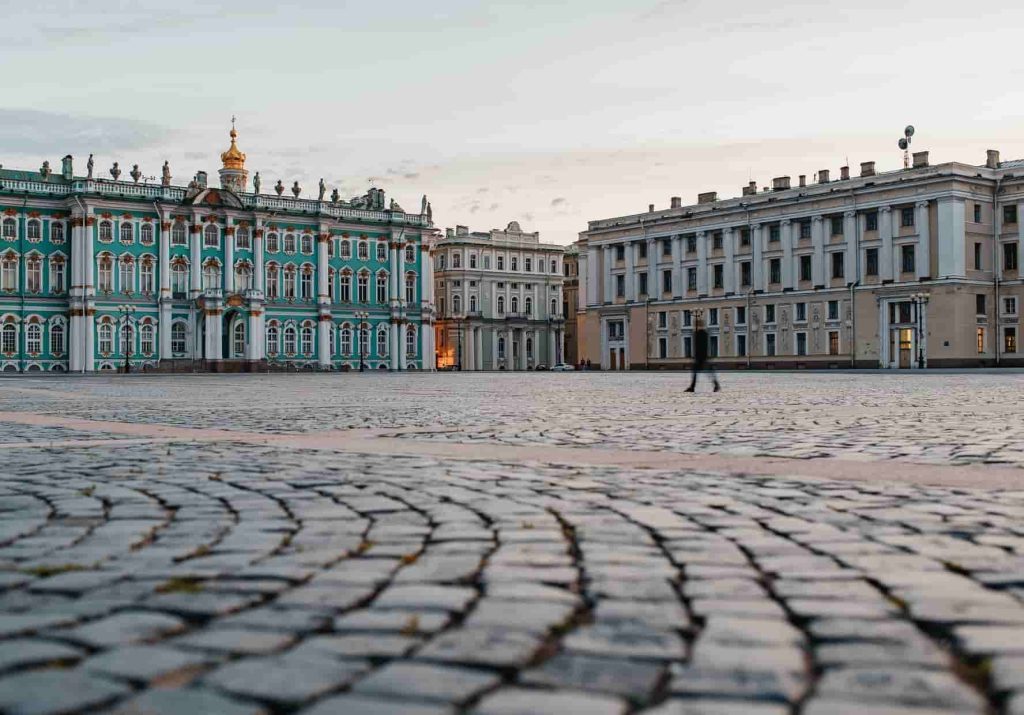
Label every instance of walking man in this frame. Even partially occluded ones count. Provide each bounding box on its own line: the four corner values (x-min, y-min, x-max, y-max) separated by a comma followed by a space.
685, 317, 720, 392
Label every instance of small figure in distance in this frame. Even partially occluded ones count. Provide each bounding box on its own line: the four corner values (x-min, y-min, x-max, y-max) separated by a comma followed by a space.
685, 316, 720, 393
585, 359, 592, 371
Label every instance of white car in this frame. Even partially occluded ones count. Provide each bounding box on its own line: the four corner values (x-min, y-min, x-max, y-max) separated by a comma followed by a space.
550, 363, 576, 372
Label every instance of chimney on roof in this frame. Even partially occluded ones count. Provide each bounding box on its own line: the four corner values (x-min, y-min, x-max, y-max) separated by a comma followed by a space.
446, 228, 454, 238
670, 196, 681, 209
860, 161, 876, 177
840, 166, 850, 180
649, 203, 655, 212
912, 151, 929, 168
456, 225, 468, 236
818, 169, 830, 184
742, 181, 757, 196
697, 192, 717, 204
799, 175, 806, 187
986, 150, 1000, 169
772, 176, 791, 191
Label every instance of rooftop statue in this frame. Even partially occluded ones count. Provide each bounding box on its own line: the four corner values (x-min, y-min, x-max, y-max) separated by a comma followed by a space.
274, 180, 284, 196
291, 181, 301, 198
110, 162, 121, 181
253, 172, 261, 194
130, 164, 142, 184
331, 187, 340, 204
318, 178, 326, 201
86, 154, 94, 180
39, 161, 51, 181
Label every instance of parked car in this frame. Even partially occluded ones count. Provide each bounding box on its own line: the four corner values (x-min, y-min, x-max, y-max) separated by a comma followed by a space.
534, 364, 549, 371
550, 363, 576, 372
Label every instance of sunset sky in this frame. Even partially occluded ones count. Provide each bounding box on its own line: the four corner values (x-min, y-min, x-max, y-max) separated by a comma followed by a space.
3, 0, 1024, 244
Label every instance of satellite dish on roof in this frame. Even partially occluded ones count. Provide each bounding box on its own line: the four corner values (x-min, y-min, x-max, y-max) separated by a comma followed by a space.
898, 138, 908, 150
905, 125, 915, 138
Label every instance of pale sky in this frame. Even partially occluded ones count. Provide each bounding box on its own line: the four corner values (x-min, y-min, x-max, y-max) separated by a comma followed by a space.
3, 0, 1024, 244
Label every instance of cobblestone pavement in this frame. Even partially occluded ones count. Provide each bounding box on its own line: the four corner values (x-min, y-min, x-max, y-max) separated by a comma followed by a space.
1, 374, 1024, 714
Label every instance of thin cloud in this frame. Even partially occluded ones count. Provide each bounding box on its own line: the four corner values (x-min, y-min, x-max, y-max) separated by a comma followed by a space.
551, 197, 567, 207
0, 109, 167, 156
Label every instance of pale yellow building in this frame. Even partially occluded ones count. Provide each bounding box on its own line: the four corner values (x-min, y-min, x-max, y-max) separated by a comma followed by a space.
577, 150, 1022, 369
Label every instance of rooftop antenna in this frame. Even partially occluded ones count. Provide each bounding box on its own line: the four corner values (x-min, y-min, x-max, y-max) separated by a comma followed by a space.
898, 125, 915, 168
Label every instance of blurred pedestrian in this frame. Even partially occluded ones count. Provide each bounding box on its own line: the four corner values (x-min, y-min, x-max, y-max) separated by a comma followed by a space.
685, 317, 720, 392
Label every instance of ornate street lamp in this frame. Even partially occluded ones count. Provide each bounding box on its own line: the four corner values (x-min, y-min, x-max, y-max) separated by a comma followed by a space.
453, 313, 464, 371
355, 311, 369, 372
117, 305, 136, 373
912, 292, 929, 369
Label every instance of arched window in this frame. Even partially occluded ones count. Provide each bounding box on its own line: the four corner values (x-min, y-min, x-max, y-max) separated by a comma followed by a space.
140, 258, 154, 294
376, 242, 387, 261
27, 220, 41, 242
171, 322, 187, 354
452, 294, 462, 314
140, 324, 155, 355
119, 222, 133, 244
406, 326, 416, 357
236, 262, 252, 291
202, 262, 219, 290
497, 296, 505, 315
204, 224, 219, 248
405, 273, 415, 304
50, 322, 66, 356
172, 222, 187, 246
511, 296, 519, 314
266, 324, 280, 356
140, 223, 154, 246
377, 327, 388, 357
25, 323, 41, 354
98, 322, 113, 354
98, 254, 113, 292
358, 241, 369, 260
266, 264, 279, 299
301, 234, 313, 254
551, 259, 557, 274
376, 273, 388, 303
50, 256, 66, 294
340, 240, 352, 259
470, 295, 477, 313
340, 271, 352, 302
99, 221, 113, 243
340, 325, 352, 355
357, 272, 369, 303
284, 233, 296, 253
1, 323, 16, 354
51, 222, 65, 244
300, 325, 314, 355
359, 325, 370, 356
171, 261, 188, 296
526, 337, 533, 357
266, 232, 279, 253
551, 298, 558, 316
121, 322, 133, 355
283, 325, 297, 355
25, 255, 42, 293
405, 245, 415, 263
300, 266, 314, 300
525, 297, 533, 316
235, 227, 251, 250
119, 256, 134, 294
233, 322, 246, 357
498, 336, 506, 359
284, 266, 297, 299
2, 218, 16, 239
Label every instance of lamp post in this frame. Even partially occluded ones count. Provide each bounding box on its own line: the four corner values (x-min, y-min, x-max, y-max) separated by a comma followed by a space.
118, 304, 136, 373
454, 313, 464, 371
912, 292, 929, 369
355, 311, 368, 372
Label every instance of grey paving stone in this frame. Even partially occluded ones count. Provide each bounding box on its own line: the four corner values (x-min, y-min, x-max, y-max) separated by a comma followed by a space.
991, 656, 1024, 692
205, 652, 368, 706
0, 669, 130, 715
464, 598, 574, 634
299, 694, 453, 715
171, 627, 294, 655
57, 611, 186, 648
521, 653, 663, 700
563, 624, 686, 660
0, 638, 84, 672
416, 628, 542, 668
106, 687, 268, 715
955, 625, 1024, 655
352, 661, 500, 704
471, 686, 627, 715
641, 700, 789, 715
814, 667, 985, 711
373, 584, 477, 611
698, 617, 804, 647
82, 644, 211, 682
298, 633, 420, 660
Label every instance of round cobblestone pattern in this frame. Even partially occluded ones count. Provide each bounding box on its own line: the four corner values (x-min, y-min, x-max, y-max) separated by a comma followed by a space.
0, 374, 1022, 714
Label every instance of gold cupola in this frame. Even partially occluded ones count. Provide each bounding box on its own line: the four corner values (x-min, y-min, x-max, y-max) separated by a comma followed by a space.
218, 118, 249, 193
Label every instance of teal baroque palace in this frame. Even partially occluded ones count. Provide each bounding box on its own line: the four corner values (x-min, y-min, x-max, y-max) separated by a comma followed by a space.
0, 127, 438, 372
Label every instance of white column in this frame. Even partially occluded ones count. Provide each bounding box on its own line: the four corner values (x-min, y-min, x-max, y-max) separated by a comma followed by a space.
751, 224, 763, 291
158, 215, 172, 360
585, 246, 598, 306
723, 228, 735, 294
520, 330, 529, 370
247, 308, 261, 361
190, 220, 202, 295
696, 232, 708, 295
844, 211, 857, 283
223, 218, 234, 294
254, 222, 265, 292
317, 232, 331, 369
464, 323, 474, 371
671, 235, 683, 296
811, 215, 824, 286
782, 220, 795, 289
916, 201, 931, 280
646, 238, 657, 299
624, 241, 636, 302
879, 207, 894, 282
506, 326, 514, 370
475, 327, 483, 370
602, 246, 613, 303
936, 199, 966, 279
547, 328, 556, 365
600, 317, 609, 369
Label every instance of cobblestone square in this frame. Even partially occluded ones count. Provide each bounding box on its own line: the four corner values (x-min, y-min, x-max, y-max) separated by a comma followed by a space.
1, 371, 1023, 714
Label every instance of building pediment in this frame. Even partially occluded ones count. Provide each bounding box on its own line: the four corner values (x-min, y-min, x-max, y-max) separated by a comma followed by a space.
186, 187, 244, 209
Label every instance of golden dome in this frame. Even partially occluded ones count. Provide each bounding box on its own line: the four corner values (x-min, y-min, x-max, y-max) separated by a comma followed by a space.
220, 123, 246, 171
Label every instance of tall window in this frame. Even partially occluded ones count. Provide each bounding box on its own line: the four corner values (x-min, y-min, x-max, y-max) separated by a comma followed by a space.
204, 224, 218, 248
452, 252, 461, 269
25, 256, 41, 293
171, 262, 188, 296
121, 323, 133, 356
119, 222, 133, 244
203, 262, 219, 290
525, 257, 532, 272
497, 256, 505, 270
266, 324, 279, 356
1005, 242, 1019, 271
25, 323, 41, 354
300, 325, 314, 355
865, 248, 879, 277
831, 251, 844, 279
171, 322, 186, 354
497, 296, 505, 315
377, 328, 388, 357
828, 331, 839, 355
99, 221, 113, 243
51, 223, 65, 244
405, 274, 415, 303
406, 326, 416, 357
340, 240, 351, 259
300, 267, 313, 300
50, 322, 66, 356
140, 259, 154, 293
340, 326, 352, 355
901, 207, 915, 228
140, 324, 155, 355
266, 233, 280, 253
301, 235, 313, 254
119, 257, 134, 294
1, 323, 16, 354
377, 242, 387, 261
469, 253, 477, 269
236, 227, 251, 250
24, 221, 40, 242
469, 295, 477, 312
236, 263, 252, 291
376, 273, 388, 303
800, 255, 812, 282
358, 241, 369, 260
358, 272, 369, 303
284, 233, 297, 253
452, 294, 462, 314
98, 255, 113, 292
284, 267, 296, 299
551, 298, 558, 316
340, 271, 352, 302
2, 218, 17, 239
1005, 327, 1018, 354
977, 326, 986, 354
511, 296, 519, 313
172, 223, 187, 246
283, 325, 297, 354
865, 212, 878, 232
232, 322, 245, 357
525, 296, 533, 316
511, 257, 518, 271
405, 245, 415, 263
140, 223, 154, 246
266, 265, 279, 299
98, 323, 113, 354
901, 245, 916, 273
